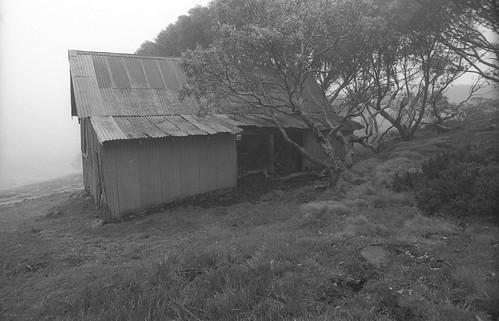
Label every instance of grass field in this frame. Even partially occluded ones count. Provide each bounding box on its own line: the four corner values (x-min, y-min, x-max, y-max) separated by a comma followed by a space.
0, 125, 498, 321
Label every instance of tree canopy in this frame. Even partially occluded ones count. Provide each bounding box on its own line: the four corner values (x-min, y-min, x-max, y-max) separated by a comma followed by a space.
136, 5, 216, 57
139, 0, 499, 173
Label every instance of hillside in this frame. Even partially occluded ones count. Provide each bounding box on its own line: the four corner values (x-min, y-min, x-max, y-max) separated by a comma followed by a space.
445, 84, 499, 103
0, 125, 498, 321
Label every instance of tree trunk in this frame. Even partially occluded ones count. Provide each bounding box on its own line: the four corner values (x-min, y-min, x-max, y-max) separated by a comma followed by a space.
378, 109, 413, 140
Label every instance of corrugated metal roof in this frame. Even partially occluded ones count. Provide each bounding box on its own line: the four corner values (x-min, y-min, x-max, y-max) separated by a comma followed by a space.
69, 50, 188, 118
90, 114, 245, 143
90, 113, 325, 143
69, 50, 363, 139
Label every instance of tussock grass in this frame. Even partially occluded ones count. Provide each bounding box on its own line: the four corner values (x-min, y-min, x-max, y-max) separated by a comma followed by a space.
341, 169, 366, 185
4, 129, 498, 321
343, 215, 391, 237
370, 189, 415, 208
342, 183, 377, 200
300, 201, 351, 221
403, 214, 458, 236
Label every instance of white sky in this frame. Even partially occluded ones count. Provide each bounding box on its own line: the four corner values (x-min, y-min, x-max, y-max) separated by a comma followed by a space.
0, 0, 210, 189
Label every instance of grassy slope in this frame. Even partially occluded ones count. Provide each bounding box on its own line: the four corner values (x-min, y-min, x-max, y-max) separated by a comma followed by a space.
0, 127, 498, 321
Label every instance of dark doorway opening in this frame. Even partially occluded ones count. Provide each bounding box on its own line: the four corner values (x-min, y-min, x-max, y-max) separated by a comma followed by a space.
236, 129, 304, 175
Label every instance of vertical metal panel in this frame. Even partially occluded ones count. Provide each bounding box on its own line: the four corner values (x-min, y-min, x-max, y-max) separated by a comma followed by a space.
92, 55, 112, 88
108, 56, 131, 88
124, 141, 142, 212
138, 140, 162, 208
99, 134, 238, 218
81, 120, 90, 190
162, 137, 182, 201
215, 134, 237, 188
157, 138, 169, 201
101, 142, 121, 218
141, 59, 165, 89
197, 136, 218, 192
86, 119, 106, 206
124, 57, 148, 88
179, 136, 200, 197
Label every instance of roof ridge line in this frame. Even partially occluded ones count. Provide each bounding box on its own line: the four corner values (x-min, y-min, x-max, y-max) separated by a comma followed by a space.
68, 49, 181, 60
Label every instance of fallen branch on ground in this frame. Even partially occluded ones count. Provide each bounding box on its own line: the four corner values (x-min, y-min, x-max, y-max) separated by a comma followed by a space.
278, 171, 326, 182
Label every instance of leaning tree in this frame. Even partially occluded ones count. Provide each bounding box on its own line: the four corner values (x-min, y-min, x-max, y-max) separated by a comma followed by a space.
351, 0, 488, 140
180, 0, 378, 174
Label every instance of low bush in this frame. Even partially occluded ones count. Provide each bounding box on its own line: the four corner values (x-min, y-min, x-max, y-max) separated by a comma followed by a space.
392, 143, 499, 220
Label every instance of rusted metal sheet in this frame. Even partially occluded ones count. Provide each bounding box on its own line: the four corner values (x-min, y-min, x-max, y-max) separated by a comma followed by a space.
174, 115, 208, 135
204, 115, 243, 134
157, 59, 183, 90
157, 91, 200, 115
100, 88, 133, 115
89, 112, 315, 143
141, 59, 165, 89
91, 115, 243, 143
108, 56, 131, 88
113, 117, 149, 139
92, 55, 112, 88
148, 116, 187, 137
182, 115, 219, 135
127, 117, 166, 138
126, 89, 164, 114
72, 76, 105, 117
91, 117, 127, 143
70, 50, 362, 139
124, 57, 148, 88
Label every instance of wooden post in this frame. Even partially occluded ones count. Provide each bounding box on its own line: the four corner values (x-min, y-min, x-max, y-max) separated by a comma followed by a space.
268, 133, 274, 172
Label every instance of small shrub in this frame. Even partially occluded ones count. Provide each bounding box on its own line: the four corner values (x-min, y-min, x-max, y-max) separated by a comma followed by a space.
392, 171, 423, 192
392, 143, 499, 220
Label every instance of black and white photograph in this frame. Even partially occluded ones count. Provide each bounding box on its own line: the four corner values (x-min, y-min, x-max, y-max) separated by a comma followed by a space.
1, 0, 498, 320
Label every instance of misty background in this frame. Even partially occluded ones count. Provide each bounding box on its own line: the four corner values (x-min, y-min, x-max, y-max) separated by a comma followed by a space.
0, 0, 209, 190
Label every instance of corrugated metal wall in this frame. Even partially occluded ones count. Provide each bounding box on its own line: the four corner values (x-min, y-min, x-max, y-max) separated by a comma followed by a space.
101, 134, 237, 218
81, 119, 105, 205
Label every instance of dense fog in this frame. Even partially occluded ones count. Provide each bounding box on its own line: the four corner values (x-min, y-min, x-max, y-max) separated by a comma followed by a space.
0, 0, 209, 190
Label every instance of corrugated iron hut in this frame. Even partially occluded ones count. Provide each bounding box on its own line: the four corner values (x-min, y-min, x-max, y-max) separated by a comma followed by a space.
69, 50, 361, 219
